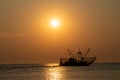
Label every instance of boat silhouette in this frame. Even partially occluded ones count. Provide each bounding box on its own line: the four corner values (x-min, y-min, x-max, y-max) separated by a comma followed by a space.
60, 48, 96, 66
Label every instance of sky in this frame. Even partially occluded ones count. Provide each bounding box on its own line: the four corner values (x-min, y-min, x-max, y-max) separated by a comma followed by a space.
0, 0, 120, 64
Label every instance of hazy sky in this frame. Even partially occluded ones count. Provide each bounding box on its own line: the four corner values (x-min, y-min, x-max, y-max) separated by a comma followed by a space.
0, 0, 120, 64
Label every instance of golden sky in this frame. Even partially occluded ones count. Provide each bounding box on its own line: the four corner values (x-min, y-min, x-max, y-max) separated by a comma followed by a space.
0, 0, 120, 64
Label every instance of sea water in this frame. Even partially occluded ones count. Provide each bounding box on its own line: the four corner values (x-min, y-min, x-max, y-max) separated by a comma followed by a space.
0, 63, 120, 80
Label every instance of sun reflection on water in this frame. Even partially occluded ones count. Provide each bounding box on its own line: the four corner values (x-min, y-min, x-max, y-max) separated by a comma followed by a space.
48, 67, 62, 80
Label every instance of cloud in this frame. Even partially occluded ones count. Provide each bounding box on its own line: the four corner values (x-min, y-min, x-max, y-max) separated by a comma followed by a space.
0, 32, 25, 38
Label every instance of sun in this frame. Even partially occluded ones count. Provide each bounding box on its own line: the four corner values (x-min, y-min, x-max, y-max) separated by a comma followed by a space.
51, 19, 59, 28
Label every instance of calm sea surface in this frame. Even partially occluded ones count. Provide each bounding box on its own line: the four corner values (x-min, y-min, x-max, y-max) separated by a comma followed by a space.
0, 63, 120, 80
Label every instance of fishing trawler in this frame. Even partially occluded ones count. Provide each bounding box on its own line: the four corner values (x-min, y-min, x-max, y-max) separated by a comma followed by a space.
60, 48, 96, 66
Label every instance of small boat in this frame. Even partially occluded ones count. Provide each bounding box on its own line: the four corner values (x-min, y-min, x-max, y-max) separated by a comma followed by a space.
60, 48, 96, 66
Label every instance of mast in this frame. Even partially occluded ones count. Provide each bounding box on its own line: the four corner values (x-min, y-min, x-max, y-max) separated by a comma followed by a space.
77, 48, 82, 60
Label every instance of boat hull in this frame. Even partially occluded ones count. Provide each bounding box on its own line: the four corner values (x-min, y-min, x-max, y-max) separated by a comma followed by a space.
60, 57, 96, 66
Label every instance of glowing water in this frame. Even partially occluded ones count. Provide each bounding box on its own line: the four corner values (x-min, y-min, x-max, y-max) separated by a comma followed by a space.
0, 63, 120, 80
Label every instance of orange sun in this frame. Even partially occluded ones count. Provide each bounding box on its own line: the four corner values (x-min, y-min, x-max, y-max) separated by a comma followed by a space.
51, 19, 59, 28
